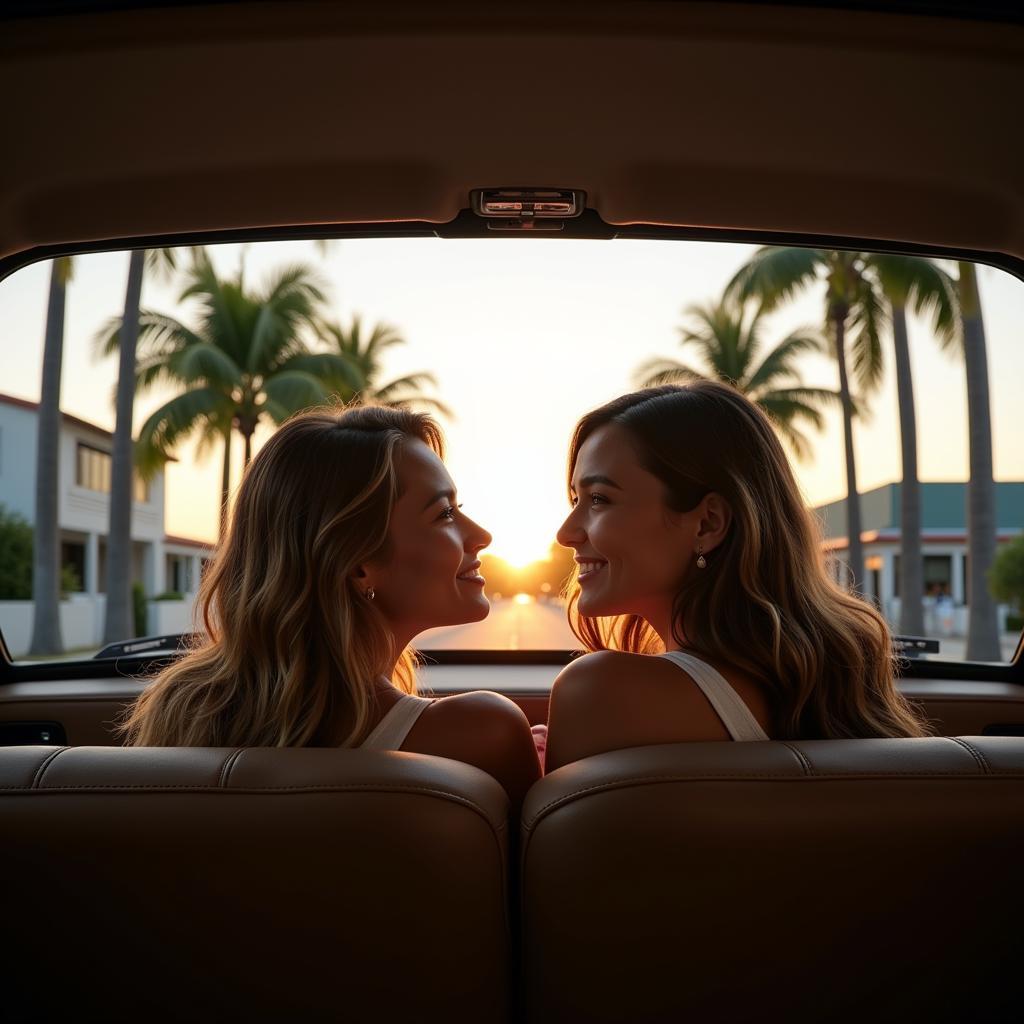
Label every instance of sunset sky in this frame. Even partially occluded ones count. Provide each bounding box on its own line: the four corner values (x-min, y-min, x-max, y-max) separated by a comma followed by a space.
2, 238, 1022, 567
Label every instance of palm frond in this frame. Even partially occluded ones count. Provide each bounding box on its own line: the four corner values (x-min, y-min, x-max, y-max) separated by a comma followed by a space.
134, 387, 230, 478
870, 253, 961, 353
725, 246, 824, 312
260, 371, 331, 421
744, 330, 823, 393
847, 271, 888, 393
282, 352, 363, 392
632, 358, 706, 389
370, 372, 441, 401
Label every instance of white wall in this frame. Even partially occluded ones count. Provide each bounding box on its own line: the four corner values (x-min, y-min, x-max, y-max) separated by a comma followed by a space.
1, 592, 202, 657
1, 597, 102, 657
0, 402, 39, 522
147, 598, 198, 637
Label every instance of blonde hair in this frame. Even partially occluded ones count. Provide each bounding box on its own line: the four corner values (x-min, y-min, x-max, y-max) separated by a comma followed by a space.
564, 382, 929, 740
121, 404, 444, 747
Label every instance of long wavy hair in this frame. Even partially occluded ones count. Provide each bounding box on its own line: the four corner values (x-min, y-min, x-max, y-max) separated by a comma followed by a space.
121, 404, 444, 748
564, 382, 928, 739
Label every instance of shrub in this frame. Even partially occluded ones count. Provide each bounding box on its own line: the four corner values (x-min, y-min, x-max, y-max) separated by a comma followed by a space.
132, 581, 147, 637
60, 564, 82, 597
0, 504, 33, 599
152, 591, 184, 602
990, 534, 1024, 610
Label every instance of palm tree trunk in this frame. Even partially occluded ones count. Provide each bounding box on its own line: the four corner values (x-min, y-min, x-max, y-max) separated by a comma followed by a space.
219, 426, 231, 539
243, 429, 253, 468
103, 249, 145, 643
890, 302, 924, 634
958, 262, 1001, 660
833, 313, 863, 591
29, 261, 68, 655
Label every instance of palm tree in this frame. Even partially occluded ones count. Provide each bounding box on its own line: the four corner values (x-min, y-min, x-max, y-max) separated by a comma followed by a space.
319, 316, 452, 416
29, 256, 74, 655
958, 261, 1001, 660
869, 256, 960, 636
102, 247, 183, 643
95, 250, 355, 538
728, 248, 886, 591
634, 297, 839, 460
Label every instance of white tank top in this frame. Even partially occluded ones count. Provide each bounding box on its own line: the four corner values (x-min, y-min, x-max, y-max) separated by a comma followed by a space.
360, 692, 435, 750
659, 650, 770, 741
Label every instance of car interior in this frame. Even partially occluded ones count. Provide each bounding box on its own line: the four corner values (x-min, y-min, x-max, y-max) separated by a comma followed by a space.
2, 2, 1023, 1021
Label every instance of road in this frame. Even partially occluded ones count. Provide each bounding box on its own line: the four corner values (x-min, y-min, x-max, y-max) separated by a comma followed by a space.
417, 597, 577, 650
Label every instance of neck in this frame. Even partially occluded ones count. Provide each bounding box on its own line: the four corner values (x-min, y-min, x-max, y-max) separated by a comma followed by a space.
643, 604, 687, 653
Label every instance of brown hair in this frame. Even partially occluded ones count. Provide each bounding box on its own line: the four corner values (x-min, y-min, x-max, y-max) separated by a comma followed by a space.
564, 382, 928, 739
121, 404, 444, 747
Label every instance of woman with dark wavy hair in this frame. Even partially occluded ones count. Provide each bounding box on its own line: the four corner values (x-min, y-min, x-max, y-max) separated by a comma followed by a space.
545, 381, 929, 772
122, 403, 540, 807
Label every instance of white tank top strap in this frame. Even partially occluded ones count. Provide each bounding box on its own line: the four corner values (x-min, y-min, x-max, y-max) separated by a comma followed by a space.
360, 692, 435, 751
658, 650, 770, 742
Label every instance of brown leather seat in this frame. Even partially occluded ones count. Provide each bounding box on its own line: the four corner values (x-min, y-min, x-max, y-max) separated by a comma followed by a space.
521, 737, 1024, 1024
0, 745, 511, 1024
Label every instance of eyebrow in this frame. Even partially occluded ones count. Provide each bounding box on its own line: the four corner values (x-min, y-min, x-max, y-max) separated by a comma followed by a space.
571, 474, 623, 493
422, 488, 456, 512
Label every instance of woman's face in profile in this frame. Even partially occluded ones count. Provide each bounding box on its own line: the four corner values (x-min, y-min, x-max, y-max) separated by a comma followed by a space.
367, 439, 493, 641
557, 422, 696, 624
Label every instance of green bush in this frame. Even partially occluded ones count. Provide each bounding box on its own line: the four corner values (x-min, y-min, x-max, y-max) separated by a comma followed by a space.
990, 534, 1024, 609
60, 564, 82, 597
132, 581, 147, 637
152, 591, 184, 602
0, 504, 33, 599
1006, 613, 1023, 633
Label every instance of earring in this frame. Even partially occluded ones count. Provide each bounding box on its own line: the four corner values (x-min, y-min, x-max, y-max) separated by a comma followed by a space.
364, 587, 375, 601
696, 544, 707, 570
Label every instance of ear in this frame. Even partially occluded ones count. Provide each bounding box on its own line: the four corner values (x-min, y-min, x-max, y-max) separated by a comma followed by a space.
348, 564, 373, 593
695, 492, 732, 553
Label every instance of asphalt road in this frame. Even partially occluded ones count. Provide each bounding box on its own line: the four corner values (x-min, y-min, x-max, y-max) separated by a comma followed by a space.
417, 597, 577, 650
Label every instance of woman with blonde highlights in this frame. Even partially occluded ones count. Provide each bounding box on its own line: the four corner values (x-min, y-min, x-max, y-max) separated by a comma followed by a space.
545, 381, 929, 772
122, 404, 539, 806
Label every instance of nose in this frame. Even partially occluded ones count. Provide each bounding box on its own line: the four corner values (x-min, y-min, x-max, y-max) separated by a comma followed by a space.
556, 506, 586, 549
465, 514, 492, 553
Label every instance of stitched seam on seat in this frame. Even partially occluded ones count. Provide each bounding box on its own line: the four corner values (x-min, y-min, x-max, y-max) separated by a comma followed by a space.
31, 747, 67, 788
521, 771, 1022, 831
219, 748, 245, 788
950, 736, 991, 773
779, 742, 812, 775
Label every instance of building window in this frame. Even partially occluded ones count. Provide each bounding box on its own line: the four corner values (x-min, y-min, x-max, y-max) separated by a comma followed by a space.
75, 443, 149, 502
924, 555, 953, 598
893, 554, 954, 600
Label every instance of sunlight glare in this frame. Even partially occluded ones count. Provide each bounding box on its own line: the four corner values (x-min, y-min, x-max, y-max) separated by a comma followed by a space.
513, 593, 534, 606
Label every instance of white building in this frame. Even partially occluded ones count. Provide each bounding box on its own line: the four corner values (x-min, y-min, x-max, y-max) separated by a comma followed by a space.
0, 393, 211, 656
815, 481, 1023, 636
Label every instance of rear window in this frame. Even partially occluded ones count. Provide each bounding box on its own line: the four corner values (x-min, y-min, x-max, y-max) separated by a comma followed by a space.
1, 238, 1021, 663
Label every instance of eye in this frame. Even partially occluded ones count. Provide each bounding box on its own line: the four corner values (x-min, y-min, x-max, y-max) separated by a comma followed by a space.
589, 492, 608, 507
439, 503, 463, 521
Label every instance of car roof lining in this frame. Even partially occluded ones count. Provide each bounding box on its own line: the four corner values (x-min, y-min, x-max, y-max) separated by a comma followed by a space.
1, 3, 1022, 263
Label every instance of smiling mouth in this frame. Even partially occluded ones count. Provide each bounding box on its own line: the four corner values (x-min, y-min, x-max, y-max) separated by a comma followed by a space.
457, 569, 485, 584
577, 560, 607, 581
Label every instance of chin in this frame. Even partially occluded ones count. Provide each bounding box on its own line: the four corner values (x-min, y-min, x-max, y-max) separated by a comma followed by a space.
464, 594, 491, 623
577, 591, 625, 619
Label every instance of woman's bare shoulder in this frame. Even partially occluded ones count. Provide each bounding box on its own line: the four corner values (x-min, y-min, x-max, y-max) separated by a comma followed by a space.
552, 650, 680, 698
546, 650, 730, 771
406, 689, 540, 807
426, 689, 531, 729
